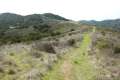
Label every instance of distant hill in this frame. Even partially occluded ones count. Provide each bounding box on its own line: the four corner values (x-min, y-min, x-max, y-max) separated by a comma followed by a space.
0, 13, 69, 29
43, 13, 69, 21
79, 19, 120, 29
0, 13, 24, 29
0, 13, 71, 44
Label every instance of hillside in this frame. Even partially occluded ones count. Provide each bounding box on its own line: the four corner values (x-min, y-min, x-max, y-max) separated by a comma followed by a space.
0, 13, 120, 80
0, 13, 70, 44
0, 13, 69, 29
0, 21, 94, 80
80, 19, 120, 30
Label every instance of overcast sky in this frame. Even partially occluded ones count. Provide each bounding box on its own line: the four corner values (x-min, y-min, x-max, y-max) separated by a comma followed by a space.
0, 0, 120, 21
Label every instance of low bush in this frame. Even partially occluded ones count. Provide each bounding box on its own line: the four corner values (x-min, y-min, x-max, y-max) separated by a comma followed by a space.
8, 69, 16, 75
96, 39, 111, 49
34, 42, 56, 53
101, 31, 106, 36
74, 60, 79, 64
68, 39, 76, 46
31, 51, 42, 58
0, 66, 4, 73
43, 43, 56, 53
51, 31, 61, 36
70, 28, 75, 32
114, 46, 120, 54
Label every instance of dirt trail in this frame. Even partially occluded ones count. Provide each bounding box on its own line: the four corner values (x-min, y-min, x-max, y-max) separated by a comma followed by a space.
61, 60, 72, 80
61, 27, 96, 80
42, 27, 96, 80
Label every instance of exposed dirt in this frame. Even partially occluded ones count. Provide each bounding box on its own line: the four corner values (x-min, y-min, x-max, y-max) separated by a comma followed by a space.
61, 60, 72, 80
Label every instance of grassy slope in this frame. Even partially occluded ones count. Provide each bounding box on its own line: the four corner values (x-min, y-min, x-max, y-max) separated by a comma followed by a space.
0, 47, 51, 80
42, 28, 97, 80
1, 50, 39, 80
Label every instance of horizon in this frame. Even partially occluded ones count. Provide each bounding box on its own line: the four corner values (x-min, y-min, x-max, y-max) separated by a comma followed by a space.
1, 12, 120, 21
0, 0, 120, 21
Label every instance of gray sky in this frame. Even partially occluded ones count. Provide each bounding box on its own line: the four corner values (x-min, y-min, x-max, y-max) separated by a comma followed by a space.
0, 0, 120, 21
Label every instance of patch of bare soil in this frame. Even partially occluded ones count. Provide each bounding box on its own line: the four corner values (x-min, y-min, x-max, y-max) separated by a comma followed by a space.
61, 60, 73, 80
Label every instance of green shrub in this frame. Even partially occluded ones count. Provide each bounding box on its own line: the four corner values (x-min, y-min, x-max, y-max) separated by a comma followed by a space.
8, 69, 16, 75
9, 53, 15, 56
0, 67, 4, 73
114, 46, 120, 54
43, 43, 56, 53
74, 60, 79, 64
68, 39, 76, 46
31, 51, 42, 58
51, 32, 61, 36
101, 31, 105, 36
70, 28, 75, 32
96, 39, 110, 49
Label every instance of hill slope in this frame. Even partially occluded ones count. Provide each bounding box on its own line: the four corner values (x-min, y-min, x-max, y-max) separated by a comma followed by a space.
0, 13, 70, 44
0, 13, 120, 80
80, 19, 120, 30
0, 13, 69, 29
